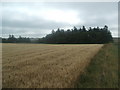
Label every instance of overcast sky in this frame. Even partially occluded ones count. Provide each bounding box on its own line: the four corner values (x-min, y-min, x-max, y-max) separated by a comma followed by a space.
1, 2, 118, 38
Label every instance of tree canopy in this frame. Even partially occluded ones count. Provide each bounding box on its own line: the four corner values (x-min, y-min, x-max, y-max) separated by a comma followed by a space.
2, 25, 113, 44
2, 35, 31, 43
39, 25, 113, 44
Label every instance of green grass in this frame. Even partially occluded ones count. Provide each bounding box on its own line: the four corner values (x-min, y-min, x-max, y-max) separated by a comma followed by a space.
76, 43, 118, 88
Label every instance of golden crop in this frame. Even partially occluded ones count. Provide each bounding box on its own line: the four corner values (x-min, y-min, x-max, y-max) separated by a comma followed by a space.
2, 43, 103, 88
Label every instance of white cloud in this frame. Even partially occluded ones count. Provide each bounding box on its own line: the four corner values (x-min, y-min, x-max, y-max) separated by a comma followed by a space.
39, 9, 81, 25
2, 2, 118, 38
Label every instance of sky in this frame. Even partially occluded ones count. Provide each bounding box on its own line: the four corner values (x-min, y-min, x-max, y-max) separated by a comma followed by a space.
1, 2, 118, 38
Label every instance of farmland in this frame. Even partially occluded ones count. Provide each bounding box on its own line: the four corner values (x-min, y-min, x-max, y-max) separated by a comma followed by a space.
76, 43, 118, 88
2, 43, 103, 88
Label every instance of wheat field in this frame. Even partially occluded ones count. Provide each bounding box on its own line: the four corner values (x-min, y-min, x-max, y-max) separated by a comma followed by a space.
2, 43, 103, 88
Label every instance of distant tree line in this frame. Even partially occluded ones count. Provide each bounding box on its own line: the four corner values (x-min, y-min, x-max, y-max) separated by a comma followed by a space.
2, 25, 113, 44
2, 35, 31, 43
39, 25, 113, 44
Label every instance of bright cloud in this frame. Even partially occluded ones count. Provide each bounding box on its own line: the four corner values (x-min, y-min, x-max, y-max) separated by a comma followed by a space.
1, 2, 118, 38
39, 9, 81, 25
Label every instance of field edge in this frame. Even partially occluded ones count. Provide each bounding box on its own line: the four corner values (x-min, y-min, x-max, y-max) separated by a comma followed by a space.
75, 43, 118, 88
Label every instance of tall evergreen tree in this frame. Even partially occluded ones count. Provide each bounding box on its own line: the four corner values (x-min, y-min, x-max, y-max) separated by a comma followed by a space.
40, 25, 113, 44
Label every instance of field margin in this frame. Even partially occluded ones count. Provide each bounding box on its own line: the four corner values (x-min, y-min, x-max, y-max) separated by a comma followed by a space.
76, 43, 118, 88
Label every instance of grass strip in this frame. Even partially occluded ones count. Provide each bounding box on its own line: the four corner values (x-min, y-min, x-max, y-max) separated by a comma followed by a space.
76, 43, 118, 88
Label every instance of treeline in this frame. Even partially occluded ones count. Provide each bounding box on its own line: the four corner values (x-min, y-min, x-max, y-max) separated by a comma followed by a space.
2, 35, 31, 43
39, 25, 113, 44
2, 25, 113, 44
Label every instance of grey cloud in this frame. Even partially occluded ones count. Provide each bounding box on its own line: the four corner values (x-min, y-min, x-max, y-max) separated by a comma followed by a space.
2, 2, 118, 37
2, 18, 71, 30
2, 7, 72, 30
